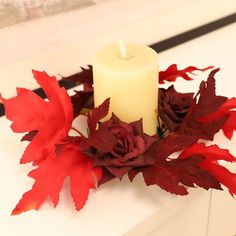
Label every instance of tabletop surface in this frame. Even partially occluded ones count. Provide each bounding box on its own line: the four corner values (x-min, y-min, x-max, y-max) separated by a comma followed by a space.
0, 8, 236, 236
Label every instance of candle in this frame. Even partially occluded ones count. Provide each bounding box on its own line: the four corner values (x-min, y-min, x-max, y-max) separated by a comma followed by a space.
93, 42, 158, 135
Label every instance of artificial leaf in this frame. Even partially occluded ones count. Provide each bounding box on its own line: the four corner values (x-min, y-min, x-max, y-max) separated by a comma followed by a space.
141, 165, 188, 195
159, 64, 213, 84
62, 66, 94, 117
141, 154, 221, 195
128, 133, 199, 185
70, 89, 94, 118
222, 111, 236, 139
129, 131, 222, 194
128, 132, 199, 180
191, 69, 227, 118
21, 130, 38, 142
98, 167, 116, 186
199, 98, 236, 139
1, 70, 73, 164
87, 98, 110, 134
168, 155, 221, 190
152, 133, 199, 161
177, 69, 228, 141
179, 143, 236, 196
12, 144, 102, 215
201, 164, 236, 196
62, 65, 93, 85
179, 143, 236, 162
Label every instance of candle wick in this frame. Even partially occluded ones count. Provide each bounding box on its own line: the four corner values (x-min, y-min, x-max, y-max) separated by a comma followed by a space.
119, 40, 128, 59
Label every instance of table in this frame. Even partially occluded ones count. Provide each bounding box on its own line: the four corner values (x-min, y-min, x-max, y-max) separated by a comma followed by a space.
0, 11, 236, 236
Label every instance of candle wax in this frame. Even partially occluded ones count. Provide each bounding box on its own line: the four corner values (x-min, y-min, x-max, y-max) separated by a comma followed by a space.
93, 43, 158, 135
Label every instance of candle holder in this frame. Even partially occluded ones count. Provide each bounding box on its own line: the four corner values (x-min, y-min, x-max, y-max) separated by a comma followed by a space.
2, 64, 236, 215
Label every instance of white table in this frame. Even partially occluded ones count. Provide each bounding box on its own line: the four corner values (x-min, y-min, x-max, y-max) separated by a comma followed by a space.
0, 8, 236, 236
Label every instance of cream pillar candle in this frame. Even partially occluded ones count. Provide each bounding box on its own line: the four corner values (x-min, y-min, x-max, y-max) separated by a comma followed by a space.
93, 42, 158, 135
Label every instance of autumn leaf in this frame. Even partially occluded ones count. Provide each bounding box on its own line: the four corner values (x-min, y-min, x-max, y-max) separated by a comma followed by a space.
222, 111, 236, 139
177, 68, 228, 141
12, 144, 102, 215
159, 64, 213, 84
62, 65, 94, 118
87, 98, 110, 134
141, 154, 221, 195
141, 165, 188, 195
1, 70, 73, 164
128, 133, 199, 182
179, 143, 236, 162
21, 130, 38, 142
70, 89, 94, 118
62, 65, 95, 118
62, 65, 93, 85
199, 98, 236, 139
128, 132, 222, 195
179, 143, 236, 196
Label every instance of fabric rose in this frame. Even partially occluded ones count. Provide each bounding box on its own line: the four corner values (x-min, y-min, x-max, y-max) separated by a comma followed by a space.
159, 85, 194, 132
80, 114, 156, 179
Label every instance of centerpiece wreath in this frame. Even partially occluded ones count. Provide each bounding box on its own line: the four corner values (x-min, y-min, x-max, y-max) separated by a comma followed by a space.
1, 64, 236, 215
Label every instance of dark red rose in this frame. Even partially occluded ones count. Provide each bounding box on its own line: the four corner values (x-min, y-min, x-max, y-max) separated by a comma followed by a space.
159, 85, 194, 132
80, 114, 156, 179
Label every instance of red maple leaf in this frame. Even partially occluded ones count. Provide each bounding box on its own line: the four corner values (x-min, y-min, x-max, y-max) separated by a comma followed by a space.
179, 143, 236, 162
12, 144, 102, 215
177, 69, 228, 141
21, 130, 38, 142
62, 66, 94, 118
159, 64, 213, 84
179, 143, 236, 196
80, 99, 117, 152
70, 89, 94, 118
135, 134, 222, 195
141, 154, 221, 195
128, 128, 225, 195
199, 98, 236, 139
62, 65, 93, 85
87, 98, 110, 134
1, 70, 73, 164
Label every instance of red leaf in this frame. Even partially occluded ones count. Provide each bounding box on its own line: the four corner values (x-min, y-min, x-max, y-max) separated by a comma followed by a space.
199, 98, 236, 139
179, 143, 236, 163
62, 65, 93, 85
21, 130, 38, 142
141, 165, 188, 195
12, 144, 102, 215
179, 143, 236, 196
192, 69, 227, 118
177, 69, 228, 141
70, 89, 94, 118
201, 163, 236, 196
1, 70, 73, 164
159, 64, 213, 84
87, 98, 110, 134
223, 111, 236, 139
129, 133, 222, 195
152, 133, 199, 161
141, 154, 221, 195
127, 133, 199, 183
